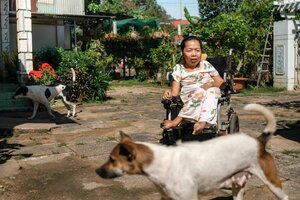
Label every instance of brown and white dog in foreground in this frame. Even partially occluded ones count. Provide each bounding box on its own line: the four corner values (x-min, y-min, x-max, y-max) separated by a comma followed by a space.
96, 104, 288, 200
13, 68, 76, 119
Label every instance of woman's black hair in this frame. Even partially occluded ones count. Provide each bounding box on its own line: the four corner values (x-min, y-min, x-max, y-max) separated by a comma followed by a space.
180, 35, 203, 52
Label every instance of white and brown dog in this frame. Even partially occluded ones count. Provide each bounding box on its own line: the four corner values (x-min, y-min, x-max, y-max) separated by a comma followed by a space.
13, 68, 76, 119
96, 104, 288, 200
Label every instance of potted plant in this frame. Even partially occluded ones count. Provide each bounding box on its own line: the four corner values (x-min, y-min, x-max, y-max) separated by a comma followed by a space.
233, 64, 249, 91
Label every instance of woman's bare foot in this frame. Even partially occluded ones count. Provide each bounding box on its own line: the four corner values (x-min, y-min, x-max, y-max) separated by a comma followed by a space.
162, 117, 183, 129
192, 122, 206, 135
162, 120, 175, 129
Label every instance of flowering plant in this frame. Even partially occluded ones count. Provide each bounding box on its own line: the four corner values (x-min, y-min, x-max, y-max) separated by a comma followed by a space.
29, 63, 58, 85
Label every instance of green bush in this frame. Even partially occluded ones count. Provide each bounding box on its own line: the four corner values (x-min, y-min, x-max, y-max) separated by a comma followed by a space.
137, 69, 147, 82
56, 43, 112, 102
34, 47, 61, 69
2, 51, 18, 83
185, 0, 273, 78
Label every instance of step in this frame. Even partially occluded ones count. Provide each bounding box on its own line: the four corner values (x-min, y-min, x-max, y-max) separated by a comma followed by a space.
0, 83, 18, 92
0, 84, 32, 111
0, 91, 15, 100
0, 99, 32, 111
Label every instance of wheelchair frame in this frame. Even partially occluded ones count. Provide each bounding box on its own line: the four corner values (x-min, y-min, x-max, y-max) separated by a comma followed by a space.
160, 51, 240, 145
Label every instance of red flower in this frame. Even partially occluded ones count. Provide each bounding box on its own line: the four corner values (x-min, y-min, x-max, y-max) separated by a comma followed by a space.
29, 62, 57, 85
29, 70, 42, 79
38, 63, 57, 77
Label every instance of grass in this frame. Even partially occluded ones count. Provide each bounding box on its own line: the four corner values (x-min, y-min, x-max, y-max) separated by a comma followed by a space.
14, 154, 32, 160
105, 136, 118, 141
240, 85, 285, 95
282, 149, 300, 156
57, 142, 66, 147
110, 78, 166, 87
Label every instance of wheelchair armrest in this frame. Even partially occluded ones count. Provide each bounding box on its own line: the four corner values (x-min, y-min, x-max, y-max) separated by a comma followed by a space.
223, 68, 235, 76
162, 96, 183, 110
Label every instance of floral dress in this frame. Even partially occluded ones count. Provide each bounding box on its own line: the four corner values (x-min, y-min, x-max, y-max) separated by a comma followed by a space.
172, 61, 221, 125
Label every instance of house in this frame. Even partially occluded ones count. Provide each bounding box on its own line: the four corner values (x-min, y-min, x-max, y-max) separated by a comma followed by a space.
8, 0, 114, 52
0, 0, 114, 82
0, 0, 114, 111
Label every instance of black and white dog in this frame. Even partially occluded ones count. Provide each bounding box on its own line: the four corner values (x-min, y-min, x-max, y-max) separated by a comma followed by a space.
13, 68, 76, 119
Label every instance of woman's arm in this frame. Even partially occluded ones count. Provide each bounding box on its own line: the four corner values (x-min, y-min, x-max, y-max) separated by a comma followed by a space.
162, 81, 181, 99
201, 75, 224, 90
171, 81, 181, 96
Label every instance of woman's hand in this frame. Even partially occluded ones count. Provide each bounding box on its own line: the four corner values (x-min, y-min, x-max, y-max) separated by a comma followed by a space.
201, 82, 212, 90
162, 90, 172, 99
201, 76, 224, 90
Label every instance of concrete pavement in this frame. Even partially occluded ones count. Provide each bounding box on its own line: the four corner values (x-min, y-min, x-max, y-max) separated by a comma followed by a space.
0, 86, 299, 200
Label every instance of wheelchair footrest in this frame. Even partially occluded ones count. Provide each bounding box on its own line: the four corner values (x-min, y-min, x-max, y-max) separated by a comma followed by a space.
159, 123, 218, 145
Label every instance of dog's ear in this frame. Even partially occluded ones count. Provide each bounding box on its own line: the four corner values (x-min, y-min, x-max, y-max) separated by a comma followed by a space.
119, 131, 132, 142
119, 143, 134, 162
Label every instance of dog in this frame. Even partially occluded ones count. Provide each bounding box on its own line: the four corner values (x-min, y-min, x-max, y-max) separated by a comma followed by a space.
13, 68, 76, 119
96, 104, 288, 200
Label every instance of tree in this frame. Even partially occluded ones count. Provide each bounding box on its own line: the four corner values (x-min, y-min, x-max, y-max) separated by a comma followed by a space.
86, 0, 170, 20
188, 0, 273, 77
197, 0, 242, 21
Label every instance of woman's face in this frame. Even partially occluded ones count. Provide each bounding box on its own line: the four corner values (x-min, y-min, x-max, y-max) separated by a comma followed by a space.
182, 40, 202, 68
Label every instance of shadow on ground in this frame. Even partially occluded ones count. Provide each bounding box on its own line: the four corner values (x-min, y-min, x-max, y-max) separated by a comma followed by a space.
212, 197, 232, 200
0, 110, 79, 137
260, 100, 300, 144
263, 100, 300, 112
0, 139, 28, 165
0, 110, 79, 165
276, 120, 300, 144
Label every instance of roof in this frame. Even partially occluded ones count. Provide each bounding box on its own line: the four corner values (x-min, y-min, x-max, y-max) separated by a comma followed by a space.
9, 12, 115, 21
170, 20, 190, 27
116, 18, 160, 29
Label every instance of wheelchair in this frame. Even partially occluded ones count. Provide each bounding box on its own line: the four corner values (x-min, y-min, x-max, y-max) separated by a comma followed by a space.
160, 52, 240, 145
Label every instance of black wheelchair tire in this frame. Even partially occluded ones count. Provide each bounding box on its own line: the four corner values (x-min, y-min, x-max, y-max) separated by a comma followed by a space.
229, 113, 239, 133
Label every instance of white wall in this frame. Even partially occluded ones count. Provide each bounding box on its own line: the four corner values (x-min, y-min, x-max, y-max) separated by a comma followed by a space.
273, 20, 298, 90
32, 24, 56, 50
9, 21, 71, 52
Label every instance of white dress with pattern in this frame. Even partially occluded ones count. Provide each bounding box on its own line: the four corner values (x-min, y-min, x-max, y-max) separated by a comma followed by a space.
172, 60, 221, 125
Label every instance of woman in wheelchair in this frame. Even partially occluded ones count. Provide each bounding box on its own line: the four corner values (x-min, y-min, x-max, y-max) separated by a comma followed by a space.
162, 35, 224, 135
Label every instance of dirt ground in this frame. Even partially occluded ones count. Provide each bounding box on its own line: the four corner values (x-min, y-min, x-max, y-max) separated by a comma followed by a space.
0, 84, 299, 200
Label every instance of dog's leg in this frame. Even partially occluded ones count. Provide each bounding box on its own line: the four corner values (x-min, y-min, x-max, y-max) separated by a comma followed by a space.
252, 162, 288, 200
44, 101, 55, 119
232, 185, 245, 200
60, 95, 76, 117
28, 101, 39, 119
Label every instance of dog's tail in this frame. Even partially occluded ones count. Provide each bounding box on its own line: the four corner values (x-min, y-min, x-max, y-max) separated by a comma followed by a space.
70, 68, 76, 83
243, 103, 276, 144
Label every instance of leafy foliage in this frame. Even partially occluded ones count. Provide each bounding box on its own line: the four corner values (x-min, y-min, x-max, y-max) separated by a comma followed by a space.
102, 36, 160, 59
188, 0, 273, 77
149, 38, 181, 85
56, 40, 112, 102
34, 46, 62, 70
197, 0, 243, 21
28, 63, 58, 85
87, 0, 170, 20
2, 51, 18, 83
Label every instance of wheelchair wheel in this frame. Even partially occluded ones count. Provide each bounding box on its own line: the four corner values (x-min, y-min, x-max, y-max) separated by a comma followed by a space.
228, 113, 239, 133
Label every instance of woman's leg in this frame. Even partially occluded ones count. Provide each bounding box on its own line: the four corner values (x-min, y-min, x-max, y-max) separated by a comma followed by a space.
193, 87, 221, 135
192, 121, 206, 135
162, 116, 183, 129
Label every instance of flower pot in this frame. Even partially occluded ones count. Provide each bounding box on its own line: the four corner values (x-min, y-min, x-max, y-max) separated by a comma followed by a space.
233, 77, 248, 91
